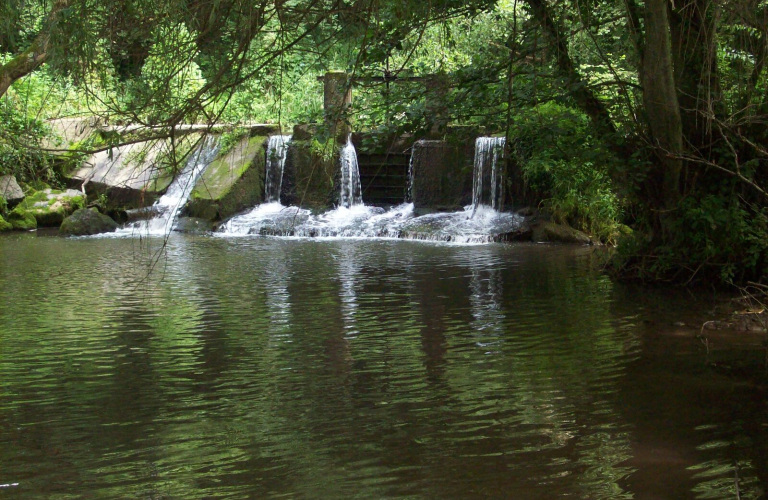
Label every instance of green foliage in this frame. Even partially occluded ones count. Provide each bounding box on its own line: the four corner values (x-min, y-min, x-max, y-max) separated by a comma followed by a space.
511, 102, 622, 242
127, 23, 205, 123
309, 137, 336, 163
615, 195, 768, 284
216, 129, 249, 157
0, 88, 52, 183
0, 214, 11, 232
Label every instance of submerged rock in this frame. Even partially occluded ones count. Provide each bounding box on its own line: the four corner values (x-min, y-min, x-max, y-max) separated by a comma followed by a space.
173, 217, 214, 234
60, 208, 118, 236
0, 175, 25, 206
14, 189, 86, 227
8, 208, 37, 230
531, 221, 592, 245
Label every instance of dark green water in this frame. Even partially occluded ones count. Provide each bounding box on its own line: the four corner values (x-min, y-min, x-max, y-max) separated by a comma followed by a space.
0, 234, 766, 499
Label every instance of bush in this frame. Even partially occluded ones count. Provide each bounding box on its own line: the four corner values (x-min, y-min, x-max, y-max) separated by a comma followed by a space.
614, 194, 768, 284
511, 102, 623, 242
0, 91, 52, 184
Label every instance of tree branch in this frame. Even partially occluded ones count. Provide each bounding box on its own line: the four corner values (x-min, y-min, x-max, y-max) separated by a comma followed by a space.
0, 0, 72, 99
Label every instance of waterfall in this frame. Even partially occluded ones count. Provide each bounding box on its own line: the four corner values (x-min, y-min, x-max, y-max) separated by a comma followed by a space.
137, 135, 219, 234
264, 135, 292, 203
471, 137, 506, 215
406, 143, 416, 203
339, 135, 363, 208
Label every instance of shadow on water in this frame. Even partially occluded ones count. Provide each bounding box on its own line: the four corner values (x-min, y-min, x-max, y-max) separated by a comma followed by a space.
0, 233, 766, 499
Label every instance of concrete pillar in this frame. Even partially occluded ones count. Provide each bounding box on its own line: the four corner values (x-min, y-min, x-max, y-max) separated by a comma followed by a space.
323, 72, 352, 143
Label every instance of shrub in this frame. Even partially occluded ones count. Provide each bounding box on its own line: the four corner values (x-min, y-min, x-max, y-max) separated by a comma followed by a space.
511, 102, 623, 242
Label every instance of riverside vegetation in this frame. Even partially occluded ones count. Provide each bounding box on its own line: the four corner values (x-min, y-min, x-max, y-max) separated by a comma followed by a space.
0, 0, 767, 289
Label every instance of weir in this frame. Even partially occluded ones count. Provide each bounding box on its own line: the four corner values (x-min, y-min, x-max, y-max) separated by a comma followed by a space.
264, 135, 292, 203
129, 135, 219, 234
216, 133, 524, 242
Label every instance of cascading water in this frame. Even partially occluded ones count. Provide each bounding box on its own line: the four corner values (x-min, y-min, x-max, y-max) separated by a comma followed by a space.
217, 134, 524, 243
128, 135, 219, 235
264, 135, 292, 203
339, 135, 363, 208
406, 142, 417, 203
471, 137, 506, 216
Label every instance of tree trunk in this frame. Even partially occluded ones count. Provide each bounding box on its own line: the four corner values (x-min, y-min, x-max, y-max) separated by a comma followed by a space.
641, 0, 684, 209
668, 0, 723, 151
0, 0, 71, 99
524, 0, 617, 138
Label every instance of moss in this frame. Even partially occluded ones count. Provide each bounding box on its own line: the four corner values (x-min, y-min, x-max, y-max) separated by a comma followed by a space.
0, 196, 7, 217
186, 135, 267, 220
0, 215, 12, 232
25, 180, 51, 193
8, 208, 37, 230
192, 135, 266, 201
15, 189, 86, 227
281, 139, 337, 211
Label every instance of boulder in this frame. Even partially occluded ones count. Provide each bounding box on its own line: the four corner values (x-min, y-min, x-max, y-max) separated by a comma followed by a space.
0, 215, 12, 232
516, 206, 536, 217
59, 208, 118, 236
8, 208, 37, 230
13, 188, 86, 227
531, 221, 592, 245
186, 135, 267, 220
0, 175, 25, 206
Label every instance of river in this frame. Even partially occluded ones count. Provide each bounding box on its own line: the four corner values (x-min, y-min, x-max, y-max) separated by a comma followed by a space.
0, 233, 766, 498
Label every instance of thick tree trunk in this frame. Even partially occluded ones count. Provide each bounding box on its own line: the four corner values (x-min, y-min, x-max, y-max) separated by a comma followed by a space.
641, 0, 684, 209
524, 0, 617, 138
668, 0, 723, 150
0, 41, 49, 98
0, 0, 71, 99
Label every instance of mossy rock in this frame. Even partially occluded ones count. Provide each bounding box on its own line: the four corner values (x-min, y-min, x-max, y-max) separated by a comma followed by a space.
8, 208, 37, 230
187, 135, 267, 220
60, 208, 118, 236
0, 215, 12, 232
14, 189, 86, 227
531, 221, 592, 245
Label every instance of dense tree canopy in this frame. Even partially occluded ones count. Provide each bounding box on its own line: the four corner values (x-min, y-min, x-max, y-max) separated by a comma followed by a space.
1, 0, 768, 284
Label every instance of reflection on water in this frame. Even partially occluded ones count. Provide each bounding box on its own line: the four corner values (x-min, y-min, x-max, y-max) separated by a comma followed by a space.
0, 234, 766, 499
